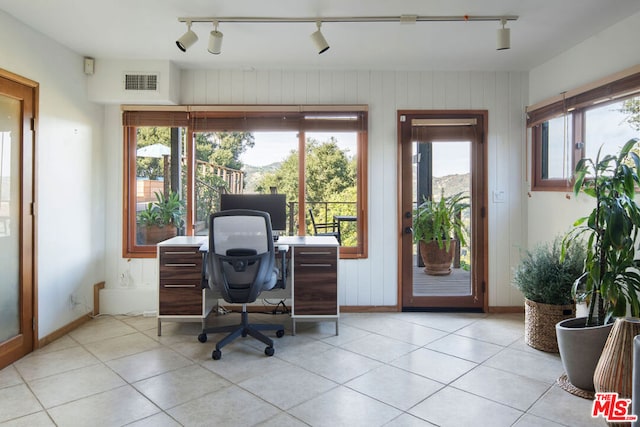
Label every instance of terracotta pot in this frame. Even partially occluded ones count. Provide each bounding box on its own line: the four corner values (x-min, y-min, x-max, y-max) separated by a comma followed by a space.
141, 225, 177, 245
556, 317, 613, 391
419, 239, 456, 276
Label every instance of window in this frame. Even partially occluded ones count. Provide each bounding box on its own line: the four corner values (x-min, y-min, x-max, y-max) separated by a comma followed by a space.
123, 107, 368, 259
528, 70, 640, 190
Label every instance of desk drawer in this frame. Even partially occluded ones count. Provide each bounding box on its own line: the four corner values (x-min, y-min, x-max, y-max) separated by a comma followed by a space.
159, 246, 202, 282
159, 284, 202, 315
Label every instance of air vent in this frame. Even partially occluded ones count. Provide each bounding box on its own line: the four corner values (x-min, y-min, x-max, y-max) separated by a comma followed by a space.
123, 73, 158, 91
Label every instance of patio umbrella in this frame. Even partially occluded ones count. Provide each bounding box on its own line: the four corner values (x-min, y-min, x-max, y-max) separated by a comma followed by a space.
136, 143, 170, 158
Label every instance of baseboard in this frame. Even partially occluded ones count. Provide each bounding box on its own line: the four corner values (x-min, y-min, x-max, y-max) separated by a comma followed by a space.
38, 312, 92, 348
93, 281, 105, 316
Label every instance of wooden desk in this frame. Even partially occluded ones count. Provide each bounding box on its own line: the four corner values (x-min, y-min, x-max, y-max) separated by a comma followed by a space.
156, 235, 339, 336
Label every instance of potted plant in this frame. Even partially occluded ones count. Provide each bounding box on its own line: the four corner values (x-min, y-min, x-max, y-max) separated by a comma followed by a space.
513, 236, 585, 353
413, 189, 469, 276
558, 137, 640, 391
137, 190, 184, 245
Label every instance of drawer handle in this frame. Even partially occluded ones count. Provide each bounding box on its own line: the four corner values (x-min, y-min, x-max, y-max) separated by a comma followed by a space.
300, 263, 333, 267
164, 251, 198, 255
163, 284, 198, 288
165, 263, 198, 267
299, 251, 332, 255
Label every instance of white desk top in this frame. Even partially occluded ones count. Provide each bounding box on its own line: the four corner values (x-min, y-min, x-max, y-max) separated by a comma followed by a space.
157, 234, 339, 251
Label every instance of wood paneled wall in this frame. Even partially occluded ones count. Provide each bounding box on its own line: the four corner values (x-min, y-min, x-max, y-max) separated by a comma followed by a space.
179, 69, 529, 308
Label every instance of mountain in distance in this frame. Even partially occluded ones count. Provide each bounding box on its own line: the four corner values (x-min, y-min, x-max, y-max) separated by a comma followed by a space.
242, 162, 281, 193
433, 173, 471, 198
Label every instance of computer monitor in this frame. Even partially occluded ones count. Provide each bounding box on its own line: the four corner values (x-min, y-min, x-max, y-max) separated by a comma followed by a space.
220, 194, 287, 233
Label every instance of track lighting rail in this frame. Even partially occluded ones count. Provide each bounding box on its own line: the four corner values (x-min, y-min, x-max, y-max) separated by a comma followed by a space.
178, 15, 518, 24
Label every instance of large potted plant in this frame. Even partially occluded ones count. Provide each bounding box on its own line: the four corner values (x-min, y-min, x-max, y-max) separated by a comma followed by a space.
137, 190, 184, 245
413, 190, 469, 276
558, 138, 640, 392
513, 236, 584, 353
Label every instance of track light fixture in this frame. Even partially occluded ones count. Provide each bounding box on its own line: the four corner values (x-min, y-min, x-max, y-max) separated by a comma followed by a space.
208, 21, 224, 54
496, 18, 510, 50
176, 21, 198, 52
310, 21, 330, 54
176, 15, 518, 54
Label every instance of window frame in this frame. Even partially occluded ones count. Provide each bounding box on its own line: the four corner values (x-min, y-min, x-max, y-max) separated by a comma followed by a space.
122, 105, 368, 259
528, 68, 640, 191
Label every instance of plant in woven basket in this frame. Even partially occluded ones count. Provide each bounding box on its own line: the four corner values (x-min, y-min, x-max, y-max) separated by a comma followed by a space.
513, 236, 585, 352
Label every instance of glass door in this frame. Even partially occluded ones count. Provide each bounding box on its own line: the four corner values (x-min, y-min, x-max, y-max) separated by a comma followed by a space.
399, 112, 487, 311
0, 72, 36, 369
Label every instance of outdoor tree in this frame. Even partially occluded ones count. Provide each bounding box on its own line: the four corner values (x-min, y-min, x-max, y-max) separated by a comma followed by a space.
621, 98, 640, 131
255, 137, 357, 242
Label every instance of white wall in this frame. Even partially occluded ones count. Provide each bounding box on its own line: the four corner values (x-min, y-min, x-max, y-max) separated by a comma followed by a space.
527, 11, 640, 249
102, 69, 529, 310
0, 10, 106, 338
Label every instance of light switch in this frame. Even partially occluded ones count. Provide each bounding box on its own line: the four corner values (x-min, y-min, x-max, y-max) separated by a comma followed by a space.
493, 190, 506, 203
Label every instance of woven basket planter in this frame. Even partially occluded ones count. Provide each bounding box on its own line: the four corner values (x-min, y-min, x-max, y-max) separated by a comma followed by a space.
524, 298, 575, 353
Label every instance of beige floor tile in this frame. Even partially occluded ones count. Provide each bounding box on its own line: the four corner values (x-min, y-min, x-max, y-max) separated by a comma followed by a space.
255, 412, 310, 427
119, 315, 159, 332
28, 364, 125, 408
512, 413, 566, 426
0, 384, 43, 423
84, 331, 160, 361
68, 316, 138, 344
484, 348, 565, 384
320, 322, 372, 346
340, 334, 420, 363
425, 333, 504, 363
291, 347, 383, 384
106, 346, 192, 382
391, 311, 488, 333
0, 365, 23, 389
451, 365, 551, 411
409, 386, 523, 427
346, 365, 443, 411
289, 385, 401, 427
528, 385, 604, 426
384, 413, 438, 426
133, 364, 231, 409
125, 412, 182, 427
32, 335, 78, 355
0, 411, 55, 427
201, 347, 293, 383
13, 346, 100, 381
47, 385, 159, 427
454, 317, 524, 346
167, 385, 281, 426
239, 365, 337, 410
391, 348, 477, 384
371, 317, 449, 346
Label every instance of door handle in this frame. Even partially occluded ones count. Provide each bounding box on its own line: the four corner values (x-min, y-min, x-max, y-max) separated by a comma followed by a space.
405, 227, 413, 234
405, 211, 412, 218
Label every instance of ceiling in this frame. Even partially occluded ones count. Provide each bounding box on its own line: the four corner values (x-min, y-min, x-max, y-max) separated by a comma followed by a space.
1, 0, 639, 72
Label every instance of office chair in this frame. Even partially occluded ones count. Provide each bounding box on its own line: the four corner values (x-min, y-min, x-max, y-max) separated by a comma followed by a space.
308, 209, 341, 244
198, 209, 285, 360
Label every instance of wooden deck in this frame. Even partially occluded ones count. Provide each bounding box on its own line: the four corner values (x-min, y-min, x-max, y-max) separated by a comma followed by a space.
413, 266, 471, 297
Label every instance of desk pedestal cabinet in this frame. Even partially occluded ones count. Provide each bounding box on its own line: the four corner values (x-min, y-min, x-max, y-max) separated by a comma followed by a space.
290, 243, 339, 335
157, 237, 215, 336
157, 235, 339, 336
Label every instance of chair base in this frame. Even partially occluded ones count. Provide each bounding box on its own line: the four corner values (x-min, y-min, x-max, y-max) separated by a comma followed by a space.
198, 306, 285, 360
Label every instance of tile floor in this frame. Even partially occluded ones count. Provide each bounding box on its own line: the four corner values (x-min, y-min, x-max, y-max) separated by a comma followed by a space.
0, 311, 604, 427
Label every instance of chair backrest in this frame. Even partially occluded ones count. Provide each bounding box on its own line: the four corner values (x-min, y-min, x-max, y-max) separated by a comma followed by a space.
208, 209, 277, 303
308, 209, 320, 233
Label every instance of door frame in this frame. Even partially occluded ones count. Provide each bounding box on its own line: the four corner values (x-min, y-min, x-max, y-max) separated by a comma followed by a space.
397, 110, 488, 311
0, 68, 38, 369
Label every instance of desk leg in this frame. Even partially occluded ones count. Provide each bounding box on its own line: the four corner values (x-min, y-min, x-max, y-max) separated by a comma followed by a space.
292, 319, 296, 336
335, 320, 339, 336
157, 318, 162, 336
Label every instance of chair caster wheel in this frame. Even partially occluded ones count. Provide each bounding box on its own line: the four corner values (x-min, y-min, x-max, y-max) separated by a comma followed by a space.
265, 346, 275, 357
197, 333, 207, 343
276, 329, 285, 338
212, 349, 222, 360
